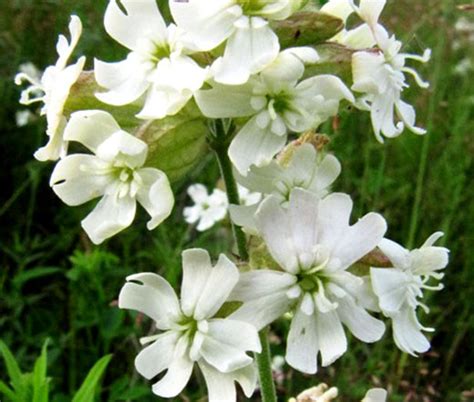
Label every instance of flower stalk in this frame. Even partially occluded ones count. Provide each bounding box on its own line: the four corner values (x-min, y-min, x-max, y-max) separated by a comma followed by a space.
209, 119, 276, 402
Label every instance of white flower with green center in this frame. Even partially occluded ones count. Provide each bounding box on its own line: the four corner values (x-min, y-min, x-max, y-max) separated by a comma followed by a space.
351, 26, 431, 141
370, 232, 449, 356
118, 249, 260, 401
183, 184, 228, 231
94, 0, 208, 120
229, 144, 341, 234
196, 48, 353, 174
50, 110, 174, 244
228, 189, 387, 373
170, 0, 297, 84
15, 16, 85, 161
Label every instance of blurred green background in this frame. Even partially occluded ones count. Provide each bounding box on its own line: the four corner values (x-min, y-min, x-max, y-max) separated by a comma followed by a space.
0, 0, 473, 400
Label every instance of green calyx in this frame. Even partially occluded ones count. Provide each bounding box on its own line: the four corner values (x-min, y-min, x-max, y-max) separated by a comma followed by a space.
273, 11, 344, 48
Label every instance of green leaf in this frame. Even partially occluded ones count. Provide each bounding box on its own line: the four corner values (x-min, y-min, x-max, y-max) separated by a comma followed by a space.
13, 267, 62, 289
72, 355, 112, 402
273, 11, 344, 48
0, 380, 16, 400
0, 340, 23, 392
32, 340, 49, 402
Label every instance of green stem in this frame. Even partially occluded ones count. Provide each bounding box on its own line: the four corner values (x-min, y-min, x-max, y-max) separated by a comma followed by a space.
209, 119, 276, 402
209, 119, 248, 261
256, 328, 278, 402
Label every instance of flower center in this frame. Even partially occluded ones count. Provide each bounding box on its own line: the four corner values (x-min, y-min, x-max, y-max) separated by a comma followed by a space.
238, 0, 267, 15
113, 165, 143, 199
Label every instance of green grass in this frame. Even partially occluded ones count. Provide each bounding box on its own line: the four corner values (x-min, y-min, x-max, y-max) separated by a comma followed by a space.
1, 0, 473, 401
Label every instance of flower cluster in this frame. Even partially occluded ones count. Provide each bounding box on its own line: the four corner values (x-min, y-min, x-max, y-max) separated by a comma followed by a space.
15, 0, 448, 401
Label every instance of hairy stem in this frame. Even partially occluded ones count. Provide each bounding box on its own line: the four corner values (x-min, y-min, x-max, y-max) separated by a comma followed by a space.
210, 119, 276, 402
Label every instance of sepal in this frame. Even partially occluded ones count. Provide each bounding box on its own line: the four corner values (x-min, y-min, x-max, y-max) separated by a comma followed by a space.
273, 11, 344, 48
137, 103, 208, 183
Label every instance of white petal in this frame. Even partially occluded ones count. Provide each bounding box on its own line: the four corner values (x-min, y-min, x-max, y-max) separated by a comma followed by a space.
236, 161, 283, 194
136, 168, 174, 230
180, 248, 213, 317
137, 85, 192, 120
370, 268, 409, 313
193, 254, 240, 320
135, 331, 179, 379
94, 58, 150, 106
228, 270, 296, 329
198, 360, 257, 402
286, 306, 319, 374
316, 193, 353, 251
342, 24, 377, 49
228, 203, 260, 235
362, 388, 388, 402
81, 194, 136, 244
288, 189, 320, 263
321, 0, 355, 22
170, 0, 239, 50
391, 307, 430, 356
50, 154, 112, 206
229, 270, 297, 301
151, 353, 194, 398
119, 272, 181, 328
316, 310, 347, 366
195, 83, 255, 118
358, 0, 386, 29
95, 130, 148, 168
104, 0, 167, 50
255, 196, 299, 273
187, 184, 209, 203
200, 320, 260, 374
207, 319, 261, 353
337, 296, 385, 343
378, 238, 410, 269
330, 212, 387, 269
422, 231, 444, 248
395, 99, 426, 135
213, 17, 279, 85
229, 117, 287, 175
312, 154, 342, 193
63, 110, 122, 153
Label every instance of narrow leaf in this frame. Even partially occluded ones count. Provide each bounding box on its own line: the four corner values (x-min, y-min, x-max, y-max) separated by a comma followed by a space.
0, 340, 23, 392
33, 339, 49, 402
72, 355, 112, 402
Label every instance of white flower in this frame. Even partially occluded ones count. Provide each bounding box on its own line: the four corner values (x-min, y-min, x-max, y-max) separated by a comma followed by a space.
183, 184, 228, 231
229, 144, 341, 234
170, 0, 295, 84
351, 26, 431, 142
15, 16, 85, 161
229, 189, 387, 373
196, 48, 353, 174
362, 388, 387, 402
370, 232, 449, 356
118, 249, 260, 401
50, 110, 174, 244
94, 0, 208, 120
